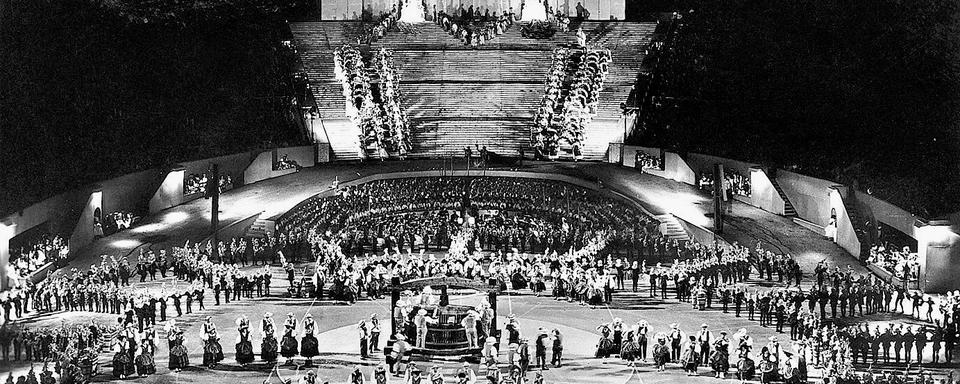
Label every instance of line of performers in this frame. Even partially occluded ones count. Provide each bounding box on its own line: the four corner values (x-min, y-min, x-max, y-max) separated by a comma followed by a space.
597, 320, 807, 383
111, 311, 324, 378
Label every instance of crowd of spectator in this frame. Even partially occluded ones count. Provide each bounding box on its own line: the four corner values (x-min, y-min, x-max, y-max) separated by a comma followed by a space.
275, 154, 301, 171
635, 151, 661, 170
869, 243, 920, 282
184, 173, 233, 196
699, 169, 750, 197
9, 236, 68, 279
102, 212, 138, 236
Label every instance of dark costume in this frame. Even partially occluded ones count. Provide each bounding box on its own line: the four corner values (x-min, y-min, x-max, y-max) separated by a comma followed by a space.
236, 318, 255, 365
202, 321, 224, 367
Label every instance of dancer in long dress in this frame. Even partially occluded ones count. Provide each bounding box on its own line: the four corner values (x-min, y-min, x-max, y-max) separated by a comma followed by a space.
202, 316, 224, 368
167, 321, 190, 371
652, 333, 670, 372
280, 313, 299, 364
112, 335, 136, 379
134, 345, 156, 377
301, 313, 320, 366
236, 315, 255, 366
710, 331, 731, 379
595, 323, 614, 358
680, 335, 699, 374
261, 312, 279, 362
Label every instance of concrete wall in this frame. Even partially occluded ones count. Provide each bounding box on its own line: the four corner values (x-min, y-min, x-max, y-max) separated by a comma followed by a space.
916, 222, 960, 292
149, 169, 185, 214
749, 167, 785, 215
69, 191, 102, 257
244, 151, 298, 185
279, 146, 317, 168
100, 169, 161, 215
0, 222, 14, 290
776, 171, 837, 228
857, 193, 920, 240
830, 188, 862, 259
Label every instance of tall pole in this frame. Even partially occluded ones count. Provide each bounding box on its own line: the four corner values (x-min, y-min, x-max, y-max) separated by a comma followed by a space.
209, 163, 221, 262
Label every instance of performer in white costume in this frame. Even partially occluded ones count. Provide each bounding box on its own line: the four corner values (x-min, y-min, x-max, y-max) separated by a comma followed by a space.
398, 0, 426, 23
520, 0, 549, 21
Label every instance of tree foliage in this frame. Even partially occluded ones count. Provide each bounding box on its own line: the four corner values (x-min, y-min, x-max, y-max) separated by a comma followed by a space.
637, 0, 960, 216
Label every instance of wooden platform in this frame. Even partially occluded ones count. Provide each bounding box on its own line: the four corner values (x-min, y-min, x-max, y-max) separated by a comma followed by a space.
290, 20, 656, 160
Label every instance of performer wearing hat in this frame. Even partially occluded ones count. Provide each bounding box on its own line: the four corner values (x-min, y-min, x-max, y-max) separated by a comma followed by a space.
550, 329, 563, 368
636, 320, 649, 361
652, 333, 670, 372
261, 312, 279, 362
734, 328, 755, 382
236, 315, 255, 366
710, 331, 731, 379
462, 309, 480, 348
112, 334, 136, 379
370, 314, 382, 352
680, 335, 699, 374
134, 344, 156, 377
280, 313, 299, 365
374, 363, 388, 384
595, 322, 614, 358
359, 320, 370, 359
430, 365, 444, 384
669, 324, 683, 362
202, 316, 224, 368
350, 365, 366, 384
301, 313, 319, 366
166, 320, 189, 371
299, 370, 318, 384
534, 328, 549, 370
390, 334, 411, 375
697, 323, 712, 365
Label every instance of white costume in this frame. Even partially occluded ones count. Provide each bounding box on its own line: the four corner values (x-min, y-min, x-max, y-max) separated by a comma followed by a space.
399, 0, 426, 23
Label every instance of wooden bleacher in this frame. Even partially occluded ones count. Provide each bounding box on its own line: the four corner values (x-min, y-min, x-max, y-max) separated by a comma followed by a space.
290, 20, 656, 161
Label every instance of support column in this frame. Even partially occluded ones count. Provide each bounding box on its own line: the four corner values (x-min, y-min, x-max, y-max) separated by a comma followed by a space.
0, 221, 14, 291
391, 276, 401, 337
488, 291, 498, 342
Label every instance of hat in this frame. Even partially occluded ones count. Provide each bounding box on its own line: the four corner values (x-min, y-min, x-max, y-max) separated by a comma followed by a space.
305, 313, 313, 318
670, 323, 678, 329
396, 334, 407, 340
538, 327, 547, 335
288, 312, 295, 317
720, 331, 727, 335
371, 314, 378, 319
701, 323, 708, 328
264, 312, 273, 318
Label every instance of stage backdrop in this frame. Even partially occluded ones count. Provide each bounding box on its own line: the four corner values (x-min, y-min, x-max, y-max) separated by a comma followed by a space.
320, 0, 624, 20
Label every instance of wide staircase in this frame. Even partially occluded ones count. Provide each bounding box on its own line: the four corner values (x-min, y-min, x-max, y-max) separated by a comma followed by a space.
290, 20, 656, 160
